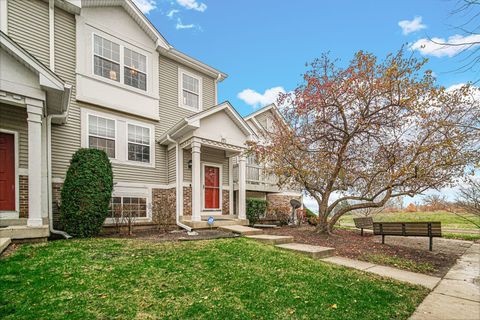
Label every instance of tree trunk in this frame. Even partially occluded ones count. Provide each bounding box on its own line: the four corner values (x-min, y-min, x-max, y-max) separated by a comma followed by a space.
315, 211, 331, 234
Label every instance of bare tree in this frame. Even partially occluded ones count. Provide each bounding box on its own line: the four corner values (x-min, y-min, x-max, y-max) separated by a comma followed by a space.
450, 178, 480, 227
430, 0, 480, 81
422, 194, 449, 211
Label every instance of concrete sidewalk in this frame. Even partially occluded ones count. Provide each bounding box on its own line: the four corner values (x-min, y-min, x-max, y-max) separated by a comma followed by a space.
410, 244, 480, 320
321, 256, 441, 289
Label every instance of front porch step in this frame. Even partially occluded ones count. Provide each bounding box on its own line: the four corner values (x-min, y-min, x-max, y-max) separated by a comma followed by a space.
180, 218, 249, 230
0, 225, 49, 240
218, 225, 263, 235
246, 235, 294, 245
0, 238, 11, 254
276, 243, 335, 259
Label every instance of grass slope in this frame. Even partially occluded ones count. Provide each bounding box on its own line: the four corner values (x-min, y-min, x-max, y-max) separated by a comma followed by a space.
0, 238, 428, 319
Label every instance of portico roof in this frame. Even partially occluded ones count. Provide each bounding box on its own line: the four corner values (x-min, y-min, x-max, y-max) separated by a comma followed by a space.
159, 101, 257, 149
0, 31, 71, 122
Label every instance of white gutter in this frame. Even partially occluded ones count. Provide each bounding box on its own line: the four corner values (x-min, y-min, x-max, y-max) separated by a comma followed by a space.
164, 134, 191, 232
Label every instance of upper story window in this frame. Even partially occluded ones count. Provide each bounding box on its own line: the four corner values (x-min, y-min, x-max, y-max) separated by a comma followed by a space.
124, 48, 147, 90
127, 124, 150, 163
88, 114, 116, 158
93, 34, 147, 91
179, 69, 202, 111
94, 35, 120, 82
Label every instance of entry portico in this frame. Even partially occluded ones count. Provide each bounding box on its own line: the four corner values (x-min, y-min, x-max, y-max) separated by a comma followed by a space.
160, 102, 255, 227
0, 31, 71, 238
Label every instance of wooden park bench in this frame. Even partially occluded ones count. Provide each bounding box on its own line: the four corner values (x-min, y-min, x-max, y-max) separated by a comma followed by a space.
373, 222, 442, 251
353, 217, 374, 236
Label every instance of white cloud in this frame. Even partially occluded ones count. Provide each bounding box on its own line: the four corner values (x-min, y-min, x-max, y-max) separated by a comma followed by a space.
167, 9, 179, 18
132, 0, 157, 14
176, 0, 207, 12
398, 16, 426, 35
411, 34, 480, 57
237, 86, 286, 109
175, 18, 196, 30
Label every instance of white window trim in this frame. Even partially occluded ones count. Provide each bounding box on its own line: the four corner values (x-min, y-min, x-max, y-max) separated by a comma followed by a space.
178, 68, 203, 112
0, 129, 19, 219
104, 186, 152, 224
91, 32, 149, 93
125, 120, 155, 167
85, 112, 118, 160
201, 162, 222, 212
81, 108, 156, 168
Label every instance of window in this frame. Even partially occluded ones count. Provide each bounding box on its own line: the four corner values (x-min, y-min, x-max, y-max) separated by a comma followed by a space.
88, 115, 116, 158
124, 48, 147, 90
109, 196, 147, 219
93, 35, 120, 82
180, 71, 201, 110
127, 124, 150, 163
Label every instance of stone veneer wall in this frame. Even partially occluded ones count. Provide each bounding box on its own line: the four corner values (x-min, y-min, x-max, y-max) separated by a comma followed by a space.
52, 182, 63, 228
183, 186, 192, 216
19, 175, 28, 218
222, 190, 229, 215
152, 188, 176, 227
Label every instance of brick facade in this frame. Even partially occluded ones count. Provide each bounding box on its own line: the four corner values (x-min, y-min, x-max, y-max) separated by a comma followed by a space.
152, 188, 176, 227
19, 175, 28, 218
264, 193, 302, 222
222, 190, 229, 215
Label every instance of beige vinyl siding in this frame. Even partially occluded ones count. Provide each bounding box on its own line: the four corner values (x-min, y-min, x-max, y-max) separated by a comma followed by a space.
51, 7, 81, 179
167, 147, 176, 184
7, 0, 50, 66
0, 104, 28, 168
158, 56, 217, 137
183, 147, 229, 186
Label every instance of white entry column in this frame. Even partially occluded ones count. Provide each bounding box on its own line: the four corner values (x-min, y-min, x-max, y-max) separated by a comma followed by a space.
238, 154, 247, 220
26, 100, 44, 227
191, 140, 202, 222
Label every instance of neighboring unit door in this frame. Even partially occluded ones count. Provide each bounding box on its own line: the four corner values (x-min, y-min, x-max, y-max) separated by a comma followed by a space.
0, 133, 15, 211
204, 165, 220, 210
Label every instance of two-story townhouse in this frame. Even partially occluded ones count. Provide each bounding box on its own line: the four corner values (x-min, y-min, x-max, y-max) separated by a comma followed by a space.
0, 0, 302, 240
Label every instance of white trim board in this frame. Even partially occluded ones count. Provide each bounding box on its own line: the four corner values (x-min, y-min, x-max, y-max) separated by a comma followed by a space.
0, 129, 20, 219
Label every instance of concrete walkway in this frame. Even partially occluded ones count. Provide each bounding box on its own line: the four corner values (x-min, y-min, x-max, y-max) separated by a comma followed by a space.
0, 237, 11, 254
321, 256, 441, 289
410, 243, 480, 320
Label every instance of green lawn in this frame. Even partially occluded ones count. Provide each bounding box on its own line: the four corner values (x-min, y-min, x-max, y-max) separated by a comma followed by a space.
0, 238, 428, 319
339, 211, 480, 230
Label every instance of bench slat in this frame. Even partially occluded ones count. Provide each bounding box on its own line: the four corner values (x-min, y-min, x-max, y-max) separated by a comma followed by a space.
373, 222, 442, 237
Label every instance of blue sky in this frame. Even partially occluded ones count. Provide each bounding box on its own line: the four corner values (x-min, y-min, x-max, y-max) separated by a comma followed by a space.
136, 0, 478, 116
134, 0, 479, 210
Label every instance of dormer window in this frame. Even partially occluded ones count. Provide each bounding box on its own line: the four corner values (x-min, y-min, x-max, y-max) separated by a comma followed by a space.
93, 35, 120, 82
124, 48, 147, 90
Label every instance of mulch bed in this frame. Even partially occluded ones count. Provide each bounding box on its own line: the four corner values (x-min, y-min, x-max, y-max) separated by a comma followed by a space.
265, 226, 462, 277
101, 229, 238, 242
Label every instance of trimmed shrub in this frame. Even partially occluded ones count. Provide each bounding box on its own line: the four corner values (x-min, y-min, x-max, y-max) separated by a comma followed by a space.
246, 198, 267, 226
60, 148, 113, 237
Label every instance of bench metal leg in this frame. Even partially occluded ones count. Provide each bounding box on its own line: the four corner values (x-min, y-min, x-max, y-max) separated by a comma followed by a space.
429, 237, 433, 251
382, 235, 385, 244
361, 228, 364, 236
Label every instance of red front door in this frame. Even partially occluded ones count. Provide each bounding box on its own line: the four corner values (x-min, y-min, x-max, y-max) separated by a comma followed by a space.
0, 133, 15, 211
204, 166, 220, 209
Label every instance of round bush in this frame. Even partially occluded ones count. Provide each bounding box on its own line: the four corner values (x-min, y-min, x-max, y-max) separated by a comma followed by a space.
60, 148, 113, 237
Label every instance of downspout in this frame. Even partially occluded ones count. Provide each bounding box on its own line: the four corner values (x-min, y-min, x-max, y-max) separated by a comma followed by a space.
46, 0, 70, 239
47, 113, 72, 239
164, 134, 191, 232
